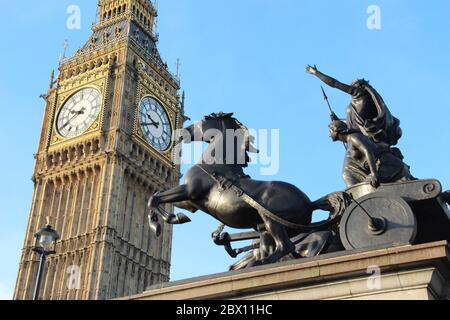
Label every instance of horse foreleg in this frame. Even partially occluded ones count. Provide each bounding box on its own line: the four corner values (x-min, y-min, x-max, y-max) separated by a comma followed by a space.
149, 185, 192, 225
149, 185, 189, 207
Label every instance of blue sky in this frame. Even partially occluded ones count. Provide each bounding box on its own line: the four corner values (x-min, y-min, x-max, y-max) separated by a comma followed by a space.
0, 0, 449, 299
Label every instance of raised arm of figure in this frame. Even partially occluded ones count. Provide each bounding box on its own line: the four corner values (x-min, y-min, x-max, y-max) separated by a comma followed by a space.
306, 65, 357, 96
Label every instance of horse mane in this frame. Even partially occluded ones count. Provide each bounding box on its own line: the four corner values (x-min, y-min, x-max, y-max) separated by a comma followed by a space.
204, 112, 259, 167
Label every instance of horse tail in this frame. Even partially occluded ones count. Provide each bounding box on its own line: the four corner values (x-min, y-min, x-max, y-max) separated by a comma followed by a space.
311, 192, 352, 219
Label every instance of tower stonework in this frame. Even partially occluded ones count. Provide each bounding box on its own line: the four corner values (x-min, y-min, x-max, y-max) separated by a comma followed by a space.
14, 0, 184, 300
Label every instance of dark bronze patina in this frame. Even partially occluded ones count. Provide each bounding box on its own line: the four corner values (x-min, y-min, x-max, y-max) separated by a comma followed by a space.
145, 68, 450, 270
148, 112, 348, 268
307, 65, 402, 146
328, 119, 414, 188
307, 65, 414, 188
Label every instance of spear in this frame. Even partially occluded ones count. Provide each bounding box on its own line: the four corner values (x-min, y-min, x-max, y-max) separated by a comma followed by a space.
321, 86, 348, 149
321, 86, 339, 121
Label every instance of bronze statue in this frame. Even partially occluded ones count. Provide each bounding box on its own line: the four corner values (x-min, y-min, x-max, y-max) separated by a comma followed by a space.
306, 65, 414, 187
306, 65, 402, 146
328, 120, 414, 187
148, 113, 347, 268
145, 71, 450, 271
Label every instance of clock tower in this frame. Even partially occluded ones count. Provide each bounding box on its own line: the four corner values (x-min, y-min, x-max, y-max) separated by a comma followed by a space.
14, 0, 185, 300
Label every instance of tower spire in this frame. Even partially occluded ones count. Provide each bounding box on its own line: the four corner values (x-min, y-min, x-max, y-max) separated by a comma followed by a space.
59, 39, 69, 64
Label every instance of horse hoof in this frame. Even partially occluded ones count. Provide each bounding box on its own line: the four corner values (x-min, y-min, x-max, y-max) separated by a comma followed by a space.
149, 220, 162, 237
176, 213, 192, 224
167, 213, 192, 224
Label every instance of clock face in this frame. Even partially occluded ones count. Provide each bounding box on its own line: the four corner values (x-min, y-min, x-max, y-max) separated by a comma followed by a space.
139, 97, 172, 151
56, 88, 102, 138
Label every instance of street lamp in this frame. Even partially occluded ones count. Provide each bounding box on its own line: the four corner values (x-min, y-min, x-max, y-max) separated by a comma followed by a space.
32, 224, 60, 300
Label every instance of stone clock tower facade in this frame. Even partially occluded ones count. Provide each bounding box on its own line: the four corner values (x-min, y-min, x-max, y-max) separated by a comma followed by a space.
14, 0, 185, 300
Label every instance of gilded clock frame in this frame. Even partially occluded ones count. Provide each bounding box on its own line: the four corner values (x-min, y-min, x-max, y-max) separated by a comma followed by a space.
50, 78, 107, 148
131, 56, 181, 166
134, 95, 176, 160
136, 95, 173, 152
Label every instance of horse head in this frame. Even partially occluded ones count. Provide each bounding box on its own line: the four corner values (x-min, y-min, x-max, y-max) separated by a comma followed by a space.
179, 112, 258, 167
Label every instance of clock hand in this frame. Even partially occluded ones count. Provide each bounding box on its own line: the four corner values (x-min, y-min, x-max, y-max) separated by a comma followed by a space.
146, 114, 160, 128
142, 122, 160, 129
61, 114, 79, 130
62, 108, 86, 130
70, 107, 86, 115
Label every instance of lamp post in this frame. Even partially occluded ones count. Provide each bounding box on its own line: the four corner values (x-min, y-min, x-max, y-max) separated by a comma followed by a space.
32, 224, 60, 300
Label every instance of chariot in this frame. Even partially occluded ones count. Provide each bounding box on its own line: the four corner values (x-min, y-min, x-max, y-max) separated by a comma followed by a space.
212, 179, 450, 270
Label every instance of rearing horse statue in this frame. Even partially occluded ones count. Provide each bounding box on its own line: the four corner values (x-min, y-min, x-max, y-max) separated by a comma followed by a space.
148, 112, 346, 268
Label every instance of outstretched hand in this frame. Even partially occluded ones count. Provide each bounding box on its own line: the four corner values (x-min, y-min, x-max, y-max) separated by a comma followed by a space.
306, 64, 318, 75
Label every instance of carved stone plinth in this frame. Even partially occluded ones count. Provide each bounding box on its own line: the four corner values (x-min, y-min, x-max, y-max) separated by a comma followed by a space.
122, 241, 450, 300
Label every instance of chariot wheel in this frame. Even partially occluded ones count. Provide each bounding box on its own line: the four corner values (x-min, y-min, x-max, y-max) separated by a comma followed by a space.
339, 192, 417, 250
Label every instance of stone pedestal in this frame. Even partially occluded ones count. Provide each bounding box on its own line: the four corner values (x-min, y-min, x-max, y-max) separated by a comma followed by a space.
122, 241, 450, 300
